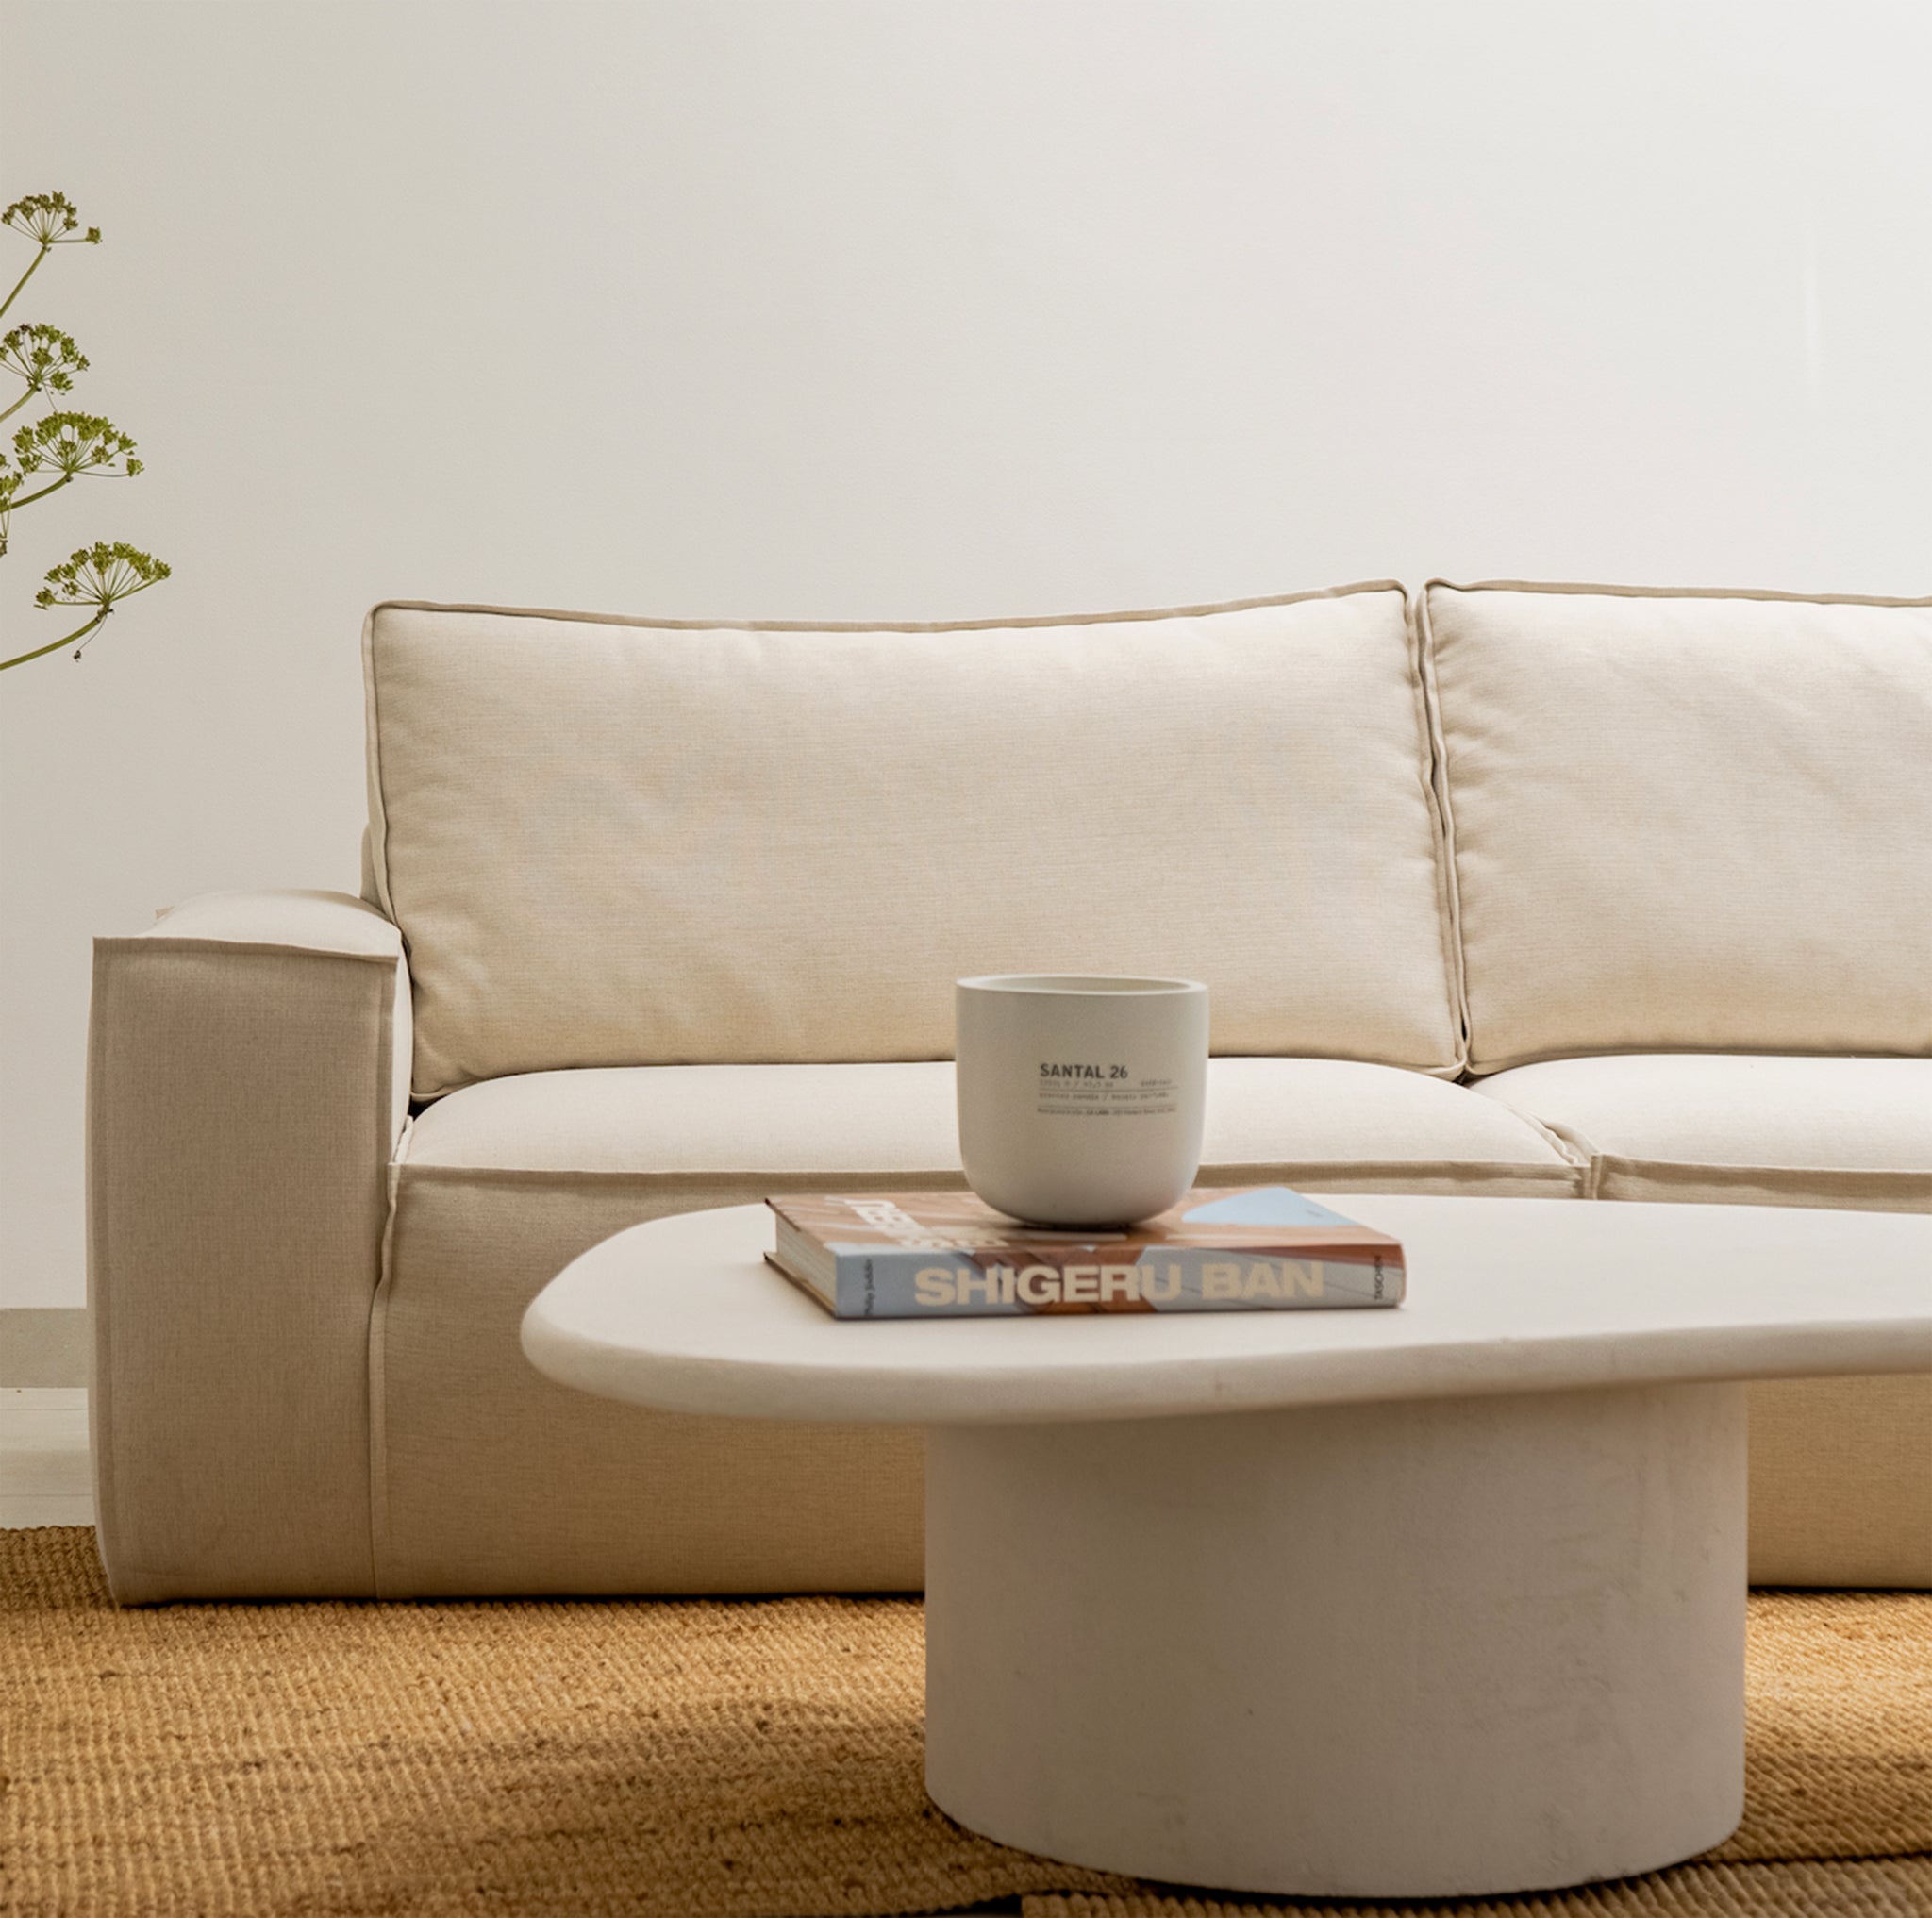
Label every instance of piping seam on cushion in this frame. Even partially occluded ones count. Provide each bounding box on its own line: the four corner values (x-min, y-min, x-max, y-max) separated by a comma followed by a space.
359, 603, 397, 927
1415, 582, 1474, 1080
1594, 1155, 1932, 1211
366, 1148, 407, 1603
362, 578, 1410, 638
1459, 1087, 1601, 1189
1533, 1117, 1601, 1176
389, 1158, 1585, 1194
84, 942, 126, 1601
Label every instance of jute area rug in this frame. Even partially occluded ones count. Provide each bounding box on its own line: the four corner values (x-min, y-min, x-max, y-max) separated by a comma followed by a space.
3, 1530, 1926, 1918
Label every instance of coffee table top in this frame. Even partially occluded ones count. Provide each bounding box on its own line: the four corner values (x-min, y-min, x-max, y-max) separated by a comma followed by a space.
520, 1195, 1932, 1426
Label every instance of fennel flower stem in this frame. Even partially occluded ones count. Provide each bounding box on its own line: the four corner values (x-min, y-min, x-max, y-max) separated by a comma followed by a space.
0, 243, 49, 325
0, 607, 107, 671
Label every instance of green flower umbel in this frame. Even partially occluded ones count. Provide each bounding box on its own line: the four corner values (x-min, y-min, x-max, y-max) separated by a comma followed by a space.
2, 192, 100, 324
2, 192, 101, 247
0, 409, 141, 557
0, 187, 170, 675
0, 541, 171, 671
12, 409, 140, 490
0, 323, 89, 423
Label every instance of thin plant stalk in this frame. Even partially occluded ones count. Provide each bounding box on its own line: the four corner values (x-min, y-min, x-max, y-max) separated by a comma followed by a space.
8, 473, 73, 509
0, 608, 107, 672
0, 243, 48, 325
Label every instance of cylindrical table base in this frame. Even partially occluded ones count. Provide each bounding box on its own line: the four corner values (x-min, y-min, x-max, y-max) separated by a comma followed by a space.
924, 1383, 1746, 1899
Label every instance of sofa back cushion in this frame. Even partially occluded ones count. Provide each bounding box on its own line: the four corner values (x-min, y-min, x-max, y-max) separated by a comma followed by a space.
1425, 581, 1932, 1074
365, 587, 1461, 1097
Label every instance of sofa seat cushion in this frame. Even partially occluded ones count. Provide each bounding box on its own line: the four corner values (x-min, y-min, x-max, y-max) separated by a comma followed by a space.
404, 1057, 1583, 1196
1475, 1055, 1932, 1211
377, 1059, 1577, 1595
1477, 1052, 1932, 1588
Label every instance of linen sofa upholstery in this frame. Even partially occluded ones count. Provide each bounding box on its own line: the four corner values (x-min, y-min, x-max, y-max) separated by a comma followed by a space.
406, 1058, 1584, 1192
87, 891, 409, 1604
1422, 580, 1932, 1075
362, 586, 1464, 1094
1737, 1377, 1932, 1589
87, 577, 1932, 1601
1430, 580, 1932, 1592
1475, 1053, 1932, 1588
1474, 1056, 1932, 1212
378, 1059, 1579, 1596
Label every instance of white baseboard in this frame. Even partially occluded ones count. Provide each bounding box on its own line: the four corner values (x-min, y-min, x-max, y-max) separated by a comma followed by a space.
0, 1309, 89, 1387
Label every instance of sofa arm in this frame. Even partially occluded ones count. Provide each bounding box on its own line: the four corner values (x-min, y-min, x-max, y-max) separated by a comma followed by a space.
88, 890, 409, 1601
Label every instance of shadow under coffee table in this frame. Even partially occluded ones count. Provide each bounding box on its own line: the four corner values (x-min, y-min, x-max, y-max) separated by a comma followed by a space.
521, 1195, 1932, 1901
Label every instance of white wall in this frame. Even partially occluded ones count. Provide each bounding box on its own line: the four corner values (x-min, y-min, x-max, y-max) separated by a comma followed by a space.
4, 0, 1928, 1308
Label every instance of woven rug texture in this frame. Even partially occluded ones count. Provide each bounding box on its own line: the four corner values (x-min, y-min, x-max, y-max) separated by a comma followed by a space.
2, 1528, 1926, 1918
1023, 1859, 1932, 1918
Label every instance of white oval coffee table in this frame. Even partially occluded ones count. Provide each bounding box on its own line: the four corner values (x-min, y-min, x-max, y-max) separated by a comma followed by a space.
521, 1194, 1932, 1901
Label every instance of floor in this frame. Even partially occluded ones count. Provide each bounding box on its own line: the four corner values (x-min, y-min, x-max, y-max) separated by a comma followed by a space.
0, 1387, 92, 1527
0, 1389, 1020, 1916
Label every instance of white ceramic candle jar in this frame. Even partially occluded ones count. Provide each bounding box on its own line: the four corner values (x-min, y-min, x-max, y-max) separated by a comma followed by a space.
955, 974, 1209, 1227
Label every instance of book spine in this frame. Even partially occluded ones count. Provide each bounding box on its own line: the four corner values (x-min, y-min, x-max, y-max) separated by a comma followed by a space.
826, 1247, 1404, 1318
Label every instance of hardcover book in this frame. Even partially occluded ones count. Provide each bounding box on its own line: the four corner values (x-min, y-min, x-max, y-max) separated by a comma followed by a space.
765, 1186, 1405, 1320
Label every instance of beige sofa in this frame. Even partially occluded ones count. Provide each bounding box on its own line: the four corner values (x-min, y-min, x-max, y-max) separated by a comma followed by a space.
87, 579, 1932, 1604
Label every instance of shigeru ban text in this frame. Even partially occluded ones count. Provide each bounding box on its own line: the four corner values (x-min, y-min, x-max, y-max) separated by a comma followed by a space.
911, 1260, 1326, 1307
